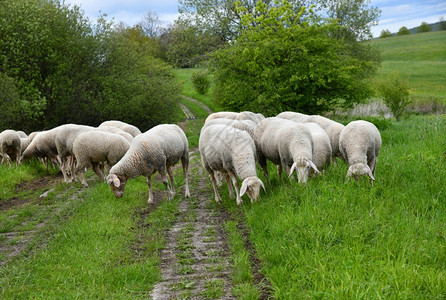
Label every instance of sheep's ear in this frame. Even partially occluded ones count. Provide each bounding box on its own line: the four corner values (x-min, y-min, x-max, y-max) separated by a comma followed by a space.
308, 161, 320, 174
240, 179, 248, 197
346, 165, 353, 178
367, 166, 375, 181
108, 174, 121, 187
289, 162, 297, 177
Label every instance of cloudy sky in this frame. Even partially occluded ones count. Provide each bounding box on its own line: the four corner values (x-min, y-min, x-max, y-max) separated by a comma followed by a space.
63, 0, 446, 38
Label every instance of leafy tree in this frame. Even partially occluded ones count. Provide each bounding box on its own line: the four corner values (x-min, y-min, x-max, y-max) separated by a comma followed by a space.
418, 22, 431, 33
179, 0, 381, 42
440, 17, 446, 31
397, 26, 410, 36
379, 29, 393, 38
376, 72, 411, 121
211, 1, 378, 115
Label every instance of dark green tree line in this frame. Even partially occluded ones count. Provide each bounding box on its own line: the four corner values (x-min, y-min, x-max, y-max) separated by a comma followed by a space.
0, 0, 180, 132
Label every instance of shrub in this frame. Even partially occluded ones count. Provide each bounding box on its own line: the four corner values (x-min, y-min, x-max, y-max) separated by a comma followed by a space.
380, 29, 393, 38
397, 26, 410, 36
376, 72, 411, 121
192, 70, 211, 95
418, 22, 431, 33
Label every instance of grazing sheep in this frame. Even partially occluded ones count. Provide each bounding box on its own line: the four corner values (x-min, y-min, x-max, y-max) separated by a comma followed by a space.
106, 124, 190, 204
205, 111, 240, 124
21, 126, 65, 171
254, 117, 319, 184
55, 124, 95, 182
303, 122, 332, 171
0, 130, 21, 165
73, 131, 131, 187
339, 120, 382, 182
96, 126, 133, 142
99, 120, 142, 137
276, 111, 310, 123
306, 115, 345, 160
236, 111, 265, 124
16, 131, 28, 138
202, 118, 257, 140
199, 124, 265, 205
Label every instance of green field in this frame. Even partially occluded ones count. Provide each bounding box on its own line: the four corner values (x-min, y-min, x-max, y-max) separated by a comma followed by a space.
370, 31, 446, 104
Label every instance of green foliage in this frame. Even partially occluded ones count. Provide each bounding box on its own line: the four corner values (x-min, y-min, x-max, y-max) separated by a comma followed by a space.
380, 29, 393, 38
376, 72, 411, 121
397, 26, 410, 36
0, 0, 181, 132
418, 22, 431, 33
211, 1, 378, 115
191, 70, 211, 95
440, 17, 446, 31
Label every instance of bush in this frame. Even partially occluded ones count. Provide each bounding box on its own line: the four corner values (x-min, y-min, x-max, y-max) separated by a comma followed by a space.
191, 70, 211, 95
397, 26, 410, 36
380, 29, 393, 38
418, 22, 431, 33
376, 72, 411, 121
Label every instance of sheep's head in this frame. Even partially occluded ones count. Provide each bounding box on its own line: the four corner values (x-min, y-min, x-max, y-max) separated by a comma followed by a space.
289, 158, 320, 184
240, 176, 266, 202
107, 173, 128, 198
346, 163, 374, 181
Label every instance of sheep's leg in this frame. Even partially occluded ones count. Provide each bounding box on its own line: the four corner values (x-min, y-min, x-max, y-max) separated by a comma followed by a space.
75, 164, 89, 187
69, 156, 77, 182
259, 156, 270, 185
181, 155, 190, 198
166, 166, 176, 198
225, 173, 235, 199
60, 156, 71, 183
159, 169, 174, 200
147, 176, 154, 204
228, 171, 242, 205
208, 171, 221, 203
92, 163, 105, 181
277, 165, 283, 180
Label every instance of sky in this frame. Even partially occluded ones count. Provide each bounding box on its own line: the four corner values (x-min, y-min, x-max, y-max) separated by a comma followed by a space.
62, 0, 446, 38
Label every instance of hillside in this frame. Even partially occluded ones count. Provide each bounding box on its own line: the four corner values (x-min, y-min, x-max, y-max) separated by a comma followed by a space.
369, 31, 446, 104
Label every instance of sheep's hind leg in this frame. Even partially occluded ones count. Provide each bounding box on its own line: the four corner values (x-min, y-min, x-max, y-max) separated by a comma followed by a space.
208, 171, 221, 203
92, 163, 105, 181
166, 166, 176, 199
147, 176, 154, 204
181, 156, 190, 198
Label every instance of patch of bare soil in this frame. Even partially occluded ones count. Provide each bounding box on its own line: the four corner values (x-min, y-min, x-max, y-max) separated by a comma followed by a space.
150, 152, 235, 299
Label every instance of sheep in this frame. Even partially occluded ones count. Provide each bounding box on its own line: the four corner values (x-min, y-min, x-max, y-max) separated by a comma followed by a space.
205, 111, 240, 124
0, 130, 22, 165
202, 118, 257, 140
276, 111, 310, 123
96, 126, 133, 142
106, 124, 190, 204
303, 122, 332, 171
339, 120, 382, 183
254, 117, 319, 184
199, 124, 265, 205
55, 124, 95, 182
305, 115, 345, 161
16, 131, 28, 138
236, 111, 265, 124
99, 120, 142, 137
73, 131, 131, 187
21, 126, 65, 171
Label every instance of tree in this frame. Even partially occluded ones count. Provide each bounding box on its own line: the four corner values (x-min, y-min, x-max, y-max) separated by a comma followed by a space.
397, 26, 410, 36
179, 0, 381, 43
376, 72, 411, 121
439, 17, 446, 30
138, 10, 164, 38
211, 1, 378, 115
379, 29, 393, 38
418, 22, 431, 33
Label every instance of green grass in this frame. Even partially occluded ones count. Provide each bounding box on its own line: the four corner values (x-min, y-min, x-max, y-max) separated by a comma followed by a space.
370, 31, 446, 104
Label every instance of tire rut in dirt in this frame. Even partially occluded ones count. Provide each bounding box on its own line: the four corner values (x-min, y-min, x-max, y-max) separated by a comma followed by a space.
151, 154, 235, 299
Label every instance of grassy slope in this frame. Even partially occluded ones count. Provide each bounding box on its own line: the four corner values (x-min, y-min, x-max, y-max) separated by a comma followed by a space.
370, 31, 446, 103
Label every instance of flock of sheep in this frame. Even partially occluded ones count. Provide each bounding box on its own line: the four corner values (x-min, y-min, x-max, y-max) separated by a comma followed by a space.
0, 111, 381, 205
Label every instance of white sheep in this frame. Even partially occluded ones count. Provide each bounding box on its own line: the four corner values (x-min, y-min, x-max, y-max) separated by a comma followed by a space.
199, 124, 265, 205
73, 131, 131, 187
106, 124, 190, 204
339, 120, 382, 182
96, 126, 133, 142
99, 120, 142, 137
205, 111, 240, 124
236, 111, 265, 124
202, 118, 257, 140
254, 117, 319, 184
21, 126, 65, 171
16, 131, 28, 139
303, 122, 332, 171
55, 124, 95, 182
0, 130, 21, 165
305, 115, 345, 161
276, 111, 310, 123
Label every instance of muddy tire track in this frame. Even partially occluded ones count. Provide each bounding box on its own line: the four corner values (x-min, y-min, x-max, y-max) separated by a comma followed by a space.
151, 151, 235, 299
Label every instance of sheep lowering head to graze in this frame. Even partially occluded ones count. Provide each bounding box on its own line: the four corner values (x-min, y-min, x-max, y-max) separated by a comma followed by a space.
199, 124, 265, 205
254, 117, 319, 184
0, 130, 22, 165
99, 120, 142, 137
339, 120, 382, 183
106, 124, 190, 204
